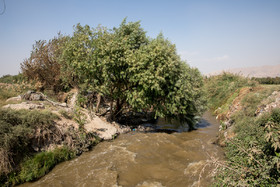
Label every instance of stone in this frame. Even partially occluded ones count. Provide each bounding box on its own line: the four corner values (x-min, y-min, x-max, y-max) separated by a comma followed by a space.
60, 103, 67, 107
6, 96, 21, 102
29, 93, 44, 101
3, 102, 45, 110
21, 90, 35, 100
84, 114, 118, 140
21, 90, 45, 101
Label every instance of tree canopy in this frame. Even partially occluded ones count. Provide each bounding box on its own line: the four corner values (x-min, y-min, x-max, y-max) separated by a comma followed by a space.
22, 18, 206, 126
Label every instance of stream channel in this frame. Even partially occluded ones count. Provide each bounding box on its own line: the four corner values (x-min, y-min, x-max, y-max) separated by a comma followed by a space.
21, 112, 224, 187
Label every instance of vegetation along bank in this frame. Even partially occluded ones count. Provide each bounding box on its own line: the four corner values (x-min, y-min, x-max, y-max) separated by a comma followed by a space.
3, 17, 279, 186
205, 73, 280, 186
0, 19, 206, 186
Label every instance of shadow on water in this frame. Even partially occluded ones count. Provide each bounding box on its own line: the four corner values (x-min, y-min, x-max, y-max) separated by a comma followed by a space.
195, 118, 212, 128
117, 111, 212, 134
142, 116, 212, 134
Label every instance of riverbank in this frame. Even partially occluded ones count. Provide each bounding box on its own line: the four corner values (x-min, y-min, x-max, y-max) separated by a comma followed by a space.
0, 83, 175, 186
19, 112, 224, 187
205, 73, 280, 186
0, 84, 123, 186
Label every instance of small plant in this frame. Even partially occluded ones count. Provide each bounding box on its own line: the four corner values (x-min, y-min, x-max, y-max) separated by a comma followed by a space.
58, 109, 73, 119
3, 147, 75, 186
204, 72, 257, 110
214, 109, 280, 186
73, 107, 87, 131
111, 133, 118, 140
19, 147, 75, 181
0, 109, 59, 180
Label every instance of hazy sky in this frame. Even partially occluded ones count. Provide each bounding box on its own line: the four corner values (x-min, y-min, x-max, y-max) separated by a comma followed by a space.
0, 0, 280, 76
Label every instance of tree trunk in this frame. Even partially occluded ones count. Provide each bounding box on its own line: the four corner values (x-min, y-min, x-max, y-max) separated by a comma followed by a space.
115, 98, 121, 116
95, 93, 101, 113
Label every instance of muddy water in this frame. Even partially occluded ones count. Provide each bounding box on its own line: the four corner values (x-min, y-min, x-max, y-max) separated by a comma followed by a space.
21, 112, 224, 187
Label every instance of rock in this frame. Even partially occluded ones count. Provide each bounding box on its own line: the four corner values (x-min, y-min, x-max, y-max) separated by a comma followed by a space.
60, 103, 67, 107
68, 89, 78, 108
29, 93, 44, 101
3, 102, 45, 110
6, 96, 21, 102
21, 90, 35, 100
21, 90, 44, 101
214, 107, 222, 114
84, 115, 118, 140
256, 91, 280, 116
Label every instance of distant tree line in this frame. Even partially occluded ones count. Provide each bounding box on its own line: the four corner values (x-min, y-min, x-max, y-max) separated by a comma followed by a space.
0, 74, 25, 84
252, 77, 280, 85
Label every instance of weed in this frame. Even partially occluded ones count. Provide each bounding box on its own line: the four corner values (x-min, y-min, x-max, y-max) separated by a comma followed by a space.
58, 109, 73, 119
73, 107, 87, 131
205, 72, 256, 110
206, 74, 280, 186
4, 147, 75, 186
0, 109, 59, 178
18, 147, 75, 182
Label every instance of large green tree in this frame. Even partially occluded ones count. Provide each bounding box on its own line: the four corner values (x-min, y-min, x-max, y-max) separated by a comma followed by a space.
61, 19, 206, 124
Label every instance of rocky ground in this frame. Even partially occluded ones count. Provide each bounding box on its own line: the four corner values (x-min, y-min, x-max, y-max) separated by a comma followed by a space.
2, 90, 155, 149
214, 85, 280, 146
3, 91, 120, 140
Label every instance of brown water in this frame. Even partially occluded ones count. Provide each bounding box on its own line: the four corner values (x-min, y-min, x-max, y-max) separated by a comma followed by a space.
21, 112, 224, 187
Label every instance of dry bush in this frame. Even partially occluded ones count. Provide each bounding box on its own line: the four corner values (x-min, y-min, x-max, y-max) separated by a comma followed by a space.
21, 34, 68, 92
0, 148, 13, 175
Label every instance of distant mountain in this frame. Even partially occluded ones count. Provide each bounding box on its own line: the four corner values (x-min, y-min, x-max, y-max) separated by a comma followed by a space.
208, 64, 280, 78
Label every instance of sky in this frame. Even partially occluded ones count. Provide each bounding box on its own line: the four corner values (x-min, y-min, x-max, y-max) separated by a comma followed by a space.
0, 0, 280, 76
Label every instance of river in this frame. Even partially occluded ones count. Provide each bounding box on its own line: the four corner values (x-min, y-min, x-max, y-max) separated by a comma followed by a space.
20, 112, 224, 187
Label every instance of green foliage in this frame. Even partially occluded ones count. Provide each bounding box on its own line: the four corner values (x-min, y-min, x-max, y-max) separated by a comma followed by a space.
0, 109, 59, 177
206, 75, 280, 186
0, 87, 18, 106
4, 147, 75, 186
61, 18, 206, 124
253, 77, 280, 85
0, 83, 33, 107
0, 74, 25, 84
205, 72, 256, 110
73, 107, 87, 131
219, 91, 239, 114
0, 108, 100, 186
214, 106, 280, 186
17, 147, 75, 183
58, 109, 73, 119
217, 109, 280, 186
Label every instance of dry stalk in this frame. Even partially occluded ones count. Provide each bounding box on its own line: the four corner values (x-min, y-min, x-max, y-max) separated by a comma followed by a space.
0, 148, 13, 175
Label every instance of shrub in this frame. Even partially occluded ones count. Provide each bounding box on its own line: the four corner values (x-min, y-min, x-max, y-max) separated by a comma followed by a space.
252, 77, 280, 85
0, 109, 59, 177
18, 147, 75, 182
204, 72, 256, 110
58, 109, 73, 119
215, 109, 280, 186
21, 34, 69, 92
0, 89, 18, 107
0, 74, 25, 84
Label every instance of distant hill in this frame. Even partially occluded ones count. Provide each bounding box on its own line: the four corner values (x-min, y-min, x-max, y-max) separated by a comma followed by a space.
208, 64, 280, 78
